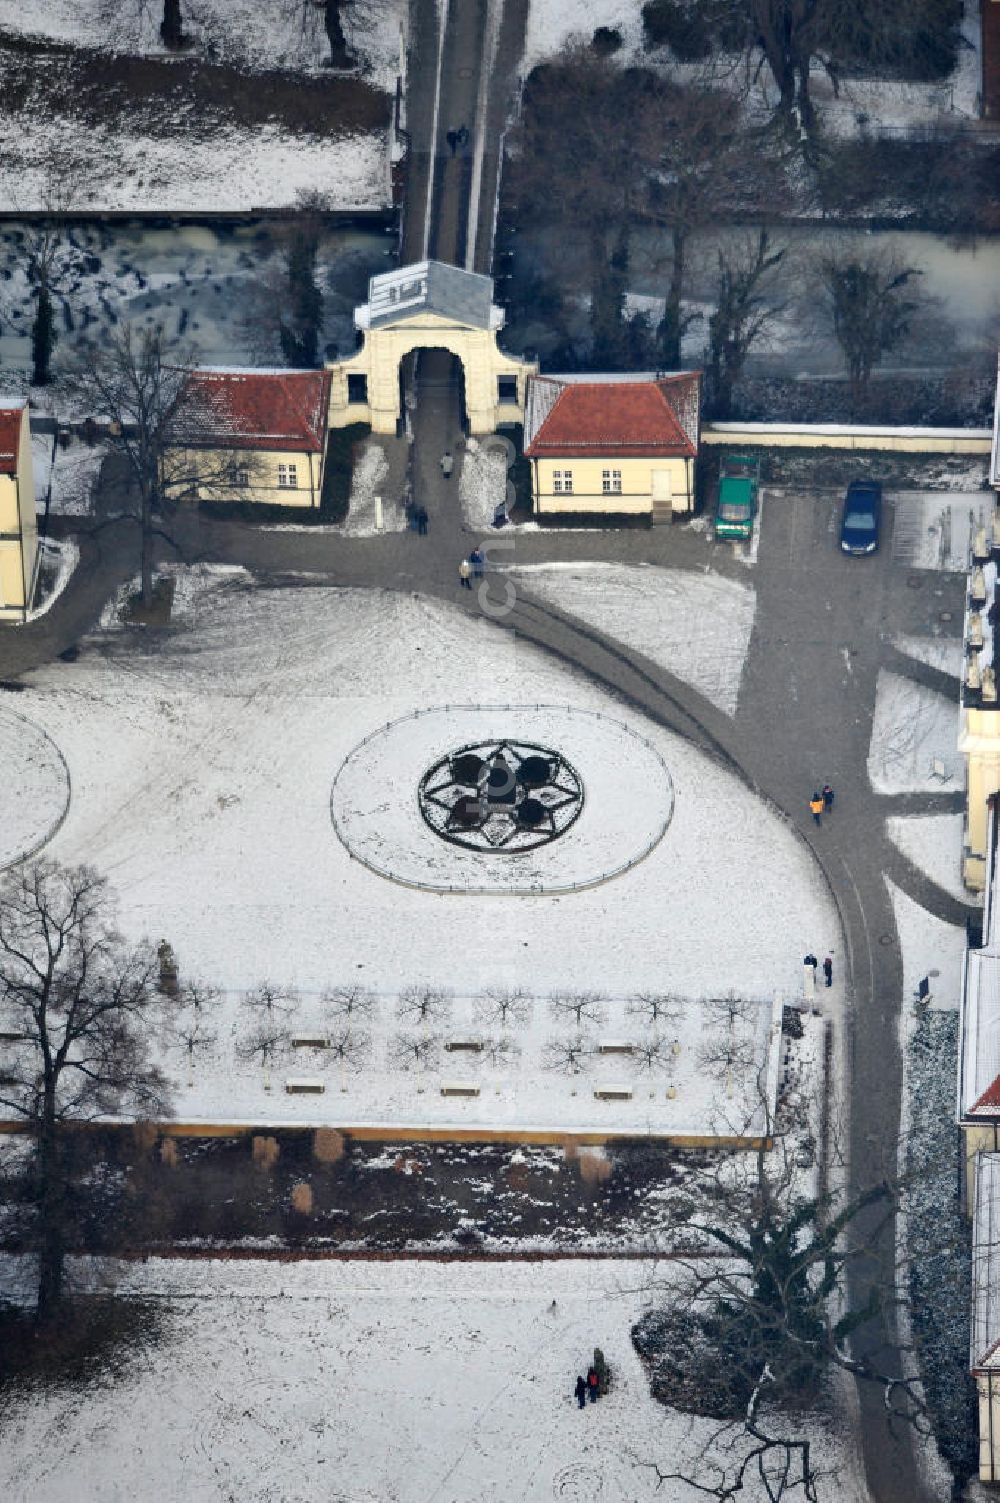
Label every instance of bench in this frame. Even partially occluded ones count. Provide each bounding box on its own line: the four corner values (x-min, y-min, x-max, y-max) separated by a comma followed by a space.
445, 1040, 484, 1053
285, 1077, 325, 1095
593, 1084, 632, 1101
597, 1040, 634, 1055
440, 1082, 480, 1097
291, 1034, 330, 1049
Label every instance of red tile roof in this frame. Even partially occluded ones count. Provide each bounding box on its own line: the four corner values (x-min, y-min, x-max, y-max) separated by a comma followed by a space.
972, 1075, 1000, 1115
175, 369, 331, 453
524, 376, 700, 459
0, 403, 24, 473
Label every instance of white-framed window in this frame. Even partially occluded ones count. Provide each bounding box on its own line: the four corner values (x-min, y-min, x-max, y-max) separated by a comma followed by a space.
553, 469, 573, 494
602, 469, 622, 495
230, 466, 250, 488
277, 463, 298, 489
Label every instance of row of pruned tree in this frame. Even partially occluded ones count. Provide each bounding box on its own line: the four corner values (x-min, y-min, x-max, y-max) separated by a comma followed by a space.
111, 0, 355, 68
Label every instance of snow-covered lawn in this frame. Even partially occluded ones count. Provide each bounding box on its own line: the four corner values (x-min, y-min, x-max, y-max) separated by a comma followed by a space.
887, 812, 969, 905
9, 574, 835, 1130
887, 879, 966, 1012
867, 671, 961, 794
0, 0, 405, 90
0, 1255, 866, 1503
458, 434, 520, 533
0, 120, 390, 216
0, 704, 70, 867
509, 564, 755, 717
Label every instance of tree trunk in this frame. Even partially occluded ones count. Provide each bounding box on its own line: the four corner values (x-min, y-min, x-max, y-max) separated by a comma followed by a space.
139, 478, 154, 607
659, 227, 686, 370
324, 1, 352, 68
31, 284, 56, 387
161, 0, 184, 50
34, 1118, 66, 1326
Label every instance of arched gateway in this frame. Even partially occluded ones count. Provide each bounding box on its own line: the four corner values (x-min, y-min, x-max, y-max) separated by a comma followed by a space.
326, 261, 537, 436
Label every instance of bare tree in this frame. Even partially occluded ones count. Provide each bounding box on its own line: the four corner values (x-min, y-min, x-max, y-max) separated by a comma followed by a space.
706, 231, 787, 418
477, 987, 532, 1029
627, 992, 683, 1029
631, 1037, 672, 1074
242, 192, 328, 367
482, 1036, 520, 1069
543, 1034, 592, 1075
243, 981, 299, 1017
549, 991, 606, 1028
698, 995, 760, 1078
177, 979, 220, 1014
818, 248, 923, 411
397, 985, 452, 1027
390, 1032, 441, 1071
327, 1027, 371, 1071
0, 860, 170, 1324
631, 1109, 930, 1500
8, 155, 88, 387
322, 983, 376, 1022
236, 1023, 291, 1068
170, 1012, 217, 1061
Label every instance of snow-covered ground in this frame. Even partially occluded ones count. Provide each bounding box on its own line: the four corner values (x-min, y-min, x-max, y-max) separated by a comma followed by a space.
0, 121, 389, 216
509, 564, 755, 717
0, 1255, 867, 1503
888, 812, 969, 905
0, 0, 405, 91
888, 878, 966, 1012
342, 437, 405, 535
31, 434, 106, 516
11, 570, 835, 1050
25, 538, 81, 624
893, 634, 964, 680
867, 670, 961, 793
519, 0, 979, 138
0, 704, 70, 866
891, 492, 993, 573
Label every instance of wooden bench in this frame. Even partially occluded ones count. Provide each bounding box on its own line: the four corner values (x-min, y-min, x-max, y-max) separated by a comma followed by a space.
593, 1084, 632, 1101
291, 1034, 330, 1049
597, 1040, 634, 1055
445, 1039, 484, 1053
440, 1082, 480, 1097
285, 1077, 325, 1095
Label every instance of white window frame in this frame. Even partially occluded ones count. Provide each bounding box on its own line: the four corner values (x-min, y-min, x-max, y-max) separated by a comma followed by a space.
277, 462, 298, 490
230, 465, 250, 488
553, 469, 573, 495
602, 468, 622, 495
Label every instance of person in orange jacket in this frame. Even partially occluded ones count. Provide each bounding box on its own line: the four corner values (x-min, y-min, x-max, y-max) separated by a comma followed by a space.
809, 792, 824, 826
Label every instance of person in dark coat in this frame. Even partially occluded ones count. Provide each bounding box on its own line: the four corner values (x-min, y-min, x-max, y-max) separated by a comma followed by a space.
823, 956, 833, 987
470, 546, 484, 579
822, 784, 835, 812
587, 1366, 599, 1402
446, 129, 457, 156
574, 1375, 587, 1409
803, 953, 818, 973
416, 505, 428, 535
457, 124, 470, 148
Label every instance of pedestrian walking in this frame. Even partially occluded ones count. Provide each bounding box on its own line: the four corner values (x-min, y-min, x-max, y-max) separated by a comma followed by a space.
440, 450, 454, 479
470, 546, 484, 579
416, 505, 428, 535
822, 784, 835, 813
459, 557, 473, 590
823, 956, 833, 988
574, 1375, 587, 1410
587, 1366, 599, 1403
804, 953, 818, 973
446, 129, 457, 156
457, 123, 469, 148
809, 791, 824, 826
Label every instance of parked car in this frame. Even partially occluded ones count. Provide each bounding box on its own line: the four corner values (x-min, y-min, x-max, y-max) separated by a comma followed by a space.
714, 454, 760, 542
840, 480, 882, 555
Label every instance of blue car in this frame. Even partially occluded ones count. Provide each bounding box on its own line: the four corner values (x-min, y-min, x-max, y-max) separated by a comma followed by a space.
840, 480, 882, 555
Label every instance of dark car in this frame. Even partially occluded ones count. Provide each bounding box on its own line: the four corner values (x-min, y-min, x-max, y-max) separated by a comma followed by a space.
840, 480, 882, 555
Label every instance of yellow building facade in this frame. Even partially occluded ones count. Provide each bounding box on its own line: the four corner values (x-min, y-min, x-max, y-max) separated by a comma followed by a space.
166, 444, 325, 508
0, 403, 38, 624
524, 373, 701, 522
326, 261, 536, 436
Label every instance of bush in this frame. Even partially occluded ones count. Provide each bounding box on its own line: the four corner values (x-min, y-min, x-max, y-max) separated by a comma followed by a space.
320, 421, 370, 523
592, 26, 622, 56
641, 0, 711, 59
